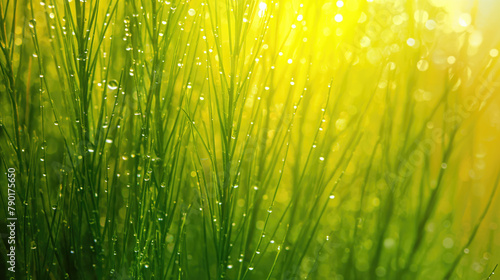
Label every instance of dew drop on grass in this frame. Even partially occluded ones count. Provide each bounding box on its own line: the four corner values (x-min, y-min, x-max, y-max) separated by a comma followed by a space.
188, 8, 196, 16
107, 80, 118, 90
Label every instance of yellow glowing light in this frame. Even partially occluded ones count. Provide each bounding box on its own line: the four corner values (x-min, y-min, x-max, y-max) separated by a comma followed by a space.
335, 119, 347, 131
468, 31, 483, 47
360, 36, 371, 48
407, 38, 416, 47
458, 13, 471, 27
393, 15, 403, 25
417, 60, 429, 71
490, 49, 499, 57
414, 10, 429, 23
425, 19, 437, 30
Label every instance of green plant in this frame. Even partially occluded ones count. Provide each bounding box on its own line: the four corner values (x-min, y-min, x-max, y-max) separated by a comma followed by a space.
1, 0, 500, 279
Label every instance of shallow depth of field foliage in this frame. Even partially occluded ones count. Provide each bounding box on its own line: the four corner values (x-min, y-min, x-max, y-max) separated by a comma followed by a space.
2, 0, 500, 279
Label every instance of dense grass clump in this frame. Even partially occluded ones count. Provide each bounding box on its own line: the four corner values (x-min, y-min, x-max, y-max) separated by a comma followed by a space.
1, 0, 500, 279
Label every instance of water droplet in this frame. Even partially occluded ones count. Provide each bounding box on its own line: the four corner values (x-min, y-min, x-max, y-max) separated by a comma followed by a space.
107, 80, 118, 90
